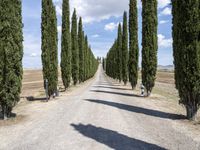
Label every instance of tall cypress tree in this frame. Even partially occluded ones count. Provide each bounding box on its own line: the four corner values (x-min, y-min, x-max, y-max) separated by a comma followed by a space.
71, 9, 79, 85
129, 0, 139, 89
172, 0, 200, 120
61, 0, 71, 90
78, 17, 84, 83
122, 12, 129, 85
41, 0, 58, 97
117, 23, 123, 82
0, 0, 23, 119
106, 40, 118, 79
84, 36, 88, 80
141, 0, 158, 96
102, 58, 105, 70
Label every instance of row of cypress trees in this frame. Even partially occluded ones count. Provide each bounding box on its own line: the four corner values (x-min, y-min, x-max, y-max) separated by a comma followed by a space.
42, 0, 98, 97
0, 0, 97, 119
106, 12, 129, 85
105, 0, 157, 96
60, 0, 98, 91
0, 0, 23, 119
106, 0, 200, 120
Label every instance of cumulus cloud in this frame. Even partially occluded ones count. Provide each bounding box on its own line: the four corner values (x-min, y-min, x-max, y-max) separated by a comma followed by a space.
53, 0, 171, 23
30, 53, 38, 57
160, 7, 171, 16
53, 0, 129, 23
159, 20, 169, 24
56, 5, 62, 16
104, 22, 118, 31
91, 34, 100, 38
158, 34, 172, 48
23, 34, 41, 55
57, 26, 62, 33
158, 0, 171, 8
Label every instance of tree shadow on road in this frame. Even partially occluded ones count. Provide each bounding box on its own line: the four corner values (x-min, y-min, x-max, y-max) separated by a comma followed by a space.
93, 85, 132, 91
26, 96, 48, 101
85, 99, 186, 120
0, 111, 16, 120
96, 82, 121, 87
90, 90, 143, 98
71, 123, 166, 150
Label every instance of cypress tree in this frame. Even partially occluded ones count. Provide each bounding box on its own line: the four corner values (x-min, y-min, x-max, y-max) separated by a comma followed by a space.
129, 0, 139, 89
0, 0, 23, 119
141, 0, 158, 96
88, 47, 92, 78
102, 58, 105, 70
117, 23, 123, 82
61, 0, 71, 90
41, 0, 58, 97
82, 32, 86, 81
50, 4, 58, 96
172, 0, 200, 120
71, 9, 79, 85
113, 40, 118, 79
106, 40, 118, 78
84, 36, 89, 80
78, 17, 84, 82
122, 12, 129, 85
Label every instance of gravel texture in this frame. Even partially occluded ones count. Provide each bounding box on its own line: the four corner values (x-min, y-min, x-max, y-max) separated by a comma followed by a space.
0, 66, 200, 150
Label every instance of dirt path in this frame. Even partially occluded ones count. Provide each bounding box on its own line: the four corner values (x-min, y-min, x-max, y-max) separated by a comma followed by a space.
0, 66, 200, 150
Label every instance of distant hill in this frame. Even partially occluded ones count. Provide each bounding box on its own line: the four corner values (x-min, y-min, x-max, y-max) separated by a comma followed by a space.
157, 65, 174, 71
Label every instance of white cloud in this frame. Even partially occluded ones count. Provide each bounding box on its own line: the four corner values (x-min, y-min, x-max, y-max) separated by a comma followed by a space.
53, 0, 171, 23
30, 53, 38, 57
158, 34, 172, 48
53, 0, 129, 23
23, 34, 41, 55
92, 34, 100, 38
158, 0, 171, 8
53, 0, 60, 2
160, 7, 171, 16
104, 22, 118, 31
56, 5, 62, 16
138, 0, 170, 9
57, 26, 62, 33
159, 20, 169, 24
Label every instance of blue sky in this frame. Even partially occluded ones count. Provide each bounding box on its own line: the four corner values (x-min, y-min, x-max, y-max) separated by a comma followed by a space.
22, 0, 172, 69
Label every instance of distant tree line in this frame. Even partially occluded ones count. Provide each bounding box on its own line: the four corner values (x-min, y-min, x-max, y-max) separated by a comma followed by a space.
104, 0, 200, 120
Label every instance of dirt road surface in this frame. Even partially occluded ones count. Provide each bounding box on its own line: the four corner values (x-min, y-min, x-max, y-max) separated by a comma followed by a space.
0, 66, 200, 150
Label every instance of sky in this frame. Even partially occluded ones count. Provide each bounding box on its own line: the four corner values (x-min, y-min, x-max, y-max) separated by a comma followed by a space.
22, 0, 172, 69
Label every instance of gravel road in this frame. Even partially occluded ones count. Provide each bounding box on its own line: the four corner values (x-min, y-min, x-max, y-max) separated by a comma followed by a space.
0, 65, 200, 150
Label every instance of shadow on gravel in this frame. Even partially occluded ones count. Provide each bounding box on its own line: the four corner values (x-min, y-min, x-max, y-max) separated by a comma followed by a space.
0, 112, 16, 120
97, 83, 114, 86
90, 90, 142, 98
85, 99, 186, 120
93, 86, 132, 91
71, 123, 166, 150
97, 82, 120, 87
26, 96, 47, 101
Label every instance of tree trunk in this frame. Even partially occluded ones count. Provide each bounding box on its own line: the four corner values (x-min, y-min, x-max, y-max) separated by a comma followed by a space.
3, 106, 8, 120
7, 107, 12, 118
146, 90, 151, 97
186, 105, 198, 121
